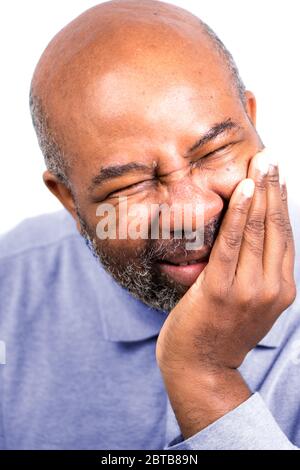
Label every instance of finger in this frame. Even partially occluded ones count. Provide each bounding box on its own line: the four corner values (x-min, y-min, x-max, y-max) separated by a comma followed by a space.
237, 150, 268, 281
206, 178, 255, 286
279, 177, 295, 282
263, 155, 286, 282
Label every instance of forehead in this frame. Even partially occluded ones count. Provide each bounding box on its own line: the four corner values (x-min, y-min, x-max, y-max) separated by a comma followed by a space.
63, 72, 243, 183
38, 20, 243, 184
84, 66, 240, 155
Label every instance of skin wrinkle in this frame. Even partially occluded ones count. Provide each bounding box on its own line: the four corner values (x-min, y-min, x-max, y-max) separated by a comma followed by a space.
89, 162, 154, 191
29, 0, 263, 312
88, 118, 241, 193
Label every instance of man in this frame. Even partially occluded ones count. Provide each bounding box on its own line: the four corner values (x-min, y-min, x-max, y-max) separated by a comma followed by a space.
0, 0, 299, 450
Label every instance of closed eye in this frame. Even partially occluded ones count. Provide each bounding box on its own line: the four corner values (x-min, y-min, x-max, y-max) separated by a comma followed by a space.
202, 143, 234, 159
191, 142, 238, 168
107, 178, 156, 198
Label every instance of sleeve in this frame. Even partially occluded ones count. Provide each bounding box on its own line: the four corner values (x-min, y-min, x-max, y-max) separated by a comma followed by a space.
0, 367, 5, 450
164, 393, 298, 450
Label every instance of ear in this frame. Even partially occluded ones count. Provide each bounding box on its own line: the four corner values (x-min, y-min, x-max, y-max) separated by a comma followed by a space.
43, 171, 81, 231
244, 90, 257, 127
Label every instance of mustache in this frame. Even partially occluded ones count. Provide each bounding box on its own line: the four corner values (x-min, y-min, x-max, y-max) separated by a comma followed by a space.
142, 211, 224, 263
77, 204, 226, 267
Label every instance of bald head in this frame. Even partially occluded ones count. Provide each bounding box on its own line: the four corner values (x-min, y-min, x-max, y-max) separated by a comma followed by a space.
30, 0, 246, 187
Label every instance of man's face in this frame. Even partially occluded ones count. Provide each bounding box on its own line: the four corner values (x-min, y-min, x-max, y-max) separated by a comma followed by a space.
40, 17, 262, 312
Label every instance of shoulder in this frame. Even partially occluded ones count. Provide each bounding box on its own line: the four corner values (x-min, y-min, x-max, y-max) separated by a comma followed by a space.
0, 210, 79, 260
0, 210, 118, 343
0, 209, 105, 317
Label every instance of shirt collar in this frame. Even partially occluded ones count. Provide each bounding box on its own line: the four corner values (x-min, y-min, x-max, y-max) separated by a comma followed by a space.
96, 264, 167, 342
99, 262, 294, 347
81, 228, 295, 346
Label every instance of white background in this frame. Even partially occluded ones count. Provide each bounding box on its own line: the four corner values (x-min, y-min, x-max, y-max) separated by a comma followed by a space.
0, 0, 299, 234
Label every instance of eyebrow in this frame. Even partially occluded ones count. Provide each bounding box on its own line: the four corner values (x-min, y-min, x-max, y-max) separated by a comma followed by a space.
184, 118, 240, 156
89, 118, 240, 191
89, 161, 154, 191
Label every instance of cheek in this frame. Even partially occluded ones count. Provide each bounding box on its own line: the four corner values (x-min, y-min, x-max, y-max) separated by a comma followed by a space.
206, 159, 249, 200
80, 204, 149, 261
94, 204, 150, 259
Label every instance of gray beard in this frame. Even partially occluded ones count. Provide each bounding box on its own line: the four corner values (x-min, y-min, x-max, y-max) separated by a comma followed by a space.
76, 210, 220, 313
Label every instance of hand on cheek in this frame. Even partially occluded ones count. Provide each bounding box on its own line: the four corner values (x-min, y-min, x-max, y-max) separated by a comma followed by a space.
156, 147, 296, 439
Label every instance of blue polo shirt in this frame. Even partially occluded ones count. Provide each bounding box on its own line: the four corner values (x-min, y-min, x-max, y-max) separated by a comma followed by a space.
0, 205, 299, 450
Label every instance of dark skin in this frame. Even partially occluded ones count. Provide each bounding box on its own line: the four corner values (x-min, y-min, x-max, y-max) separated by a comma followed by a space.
32, 0, 296, 439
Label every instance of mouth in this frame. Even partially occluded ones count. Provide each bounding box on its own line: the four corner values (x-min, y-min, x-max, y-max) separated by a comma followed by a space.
157, 252, 210, 287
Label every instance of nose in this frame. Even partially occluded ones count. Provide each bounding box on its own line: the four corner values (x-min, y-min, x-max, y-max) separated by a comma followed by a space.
157, 171, 224, 237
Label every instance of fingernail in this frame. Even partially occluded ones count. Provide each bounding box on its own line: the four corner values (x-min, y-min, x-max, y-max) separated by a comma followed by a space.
241, 178, 255, 198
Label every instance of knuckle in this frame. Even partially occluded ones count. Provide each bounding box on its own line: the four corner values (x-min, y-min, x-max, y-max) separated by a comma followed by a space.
267, 168, 280, 186
232, 203, 248, 217
285, 283, 297, 306
264, 284, 281, 304
221, 231, 242, 251
279, 283, 297, 311
209, 282, 231, 302
280, 186, 288, 202
245, 216, 265, 235
243, 216, 265, 257
238, 287, 257, 307
268, 210, 285, 228
286, 223, 294, 241
255, 179, 267, 192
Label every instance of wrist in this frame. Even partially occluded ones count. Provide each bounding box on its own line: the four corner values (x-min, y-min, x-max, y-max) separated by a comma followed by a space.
161, 365, 251, 439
